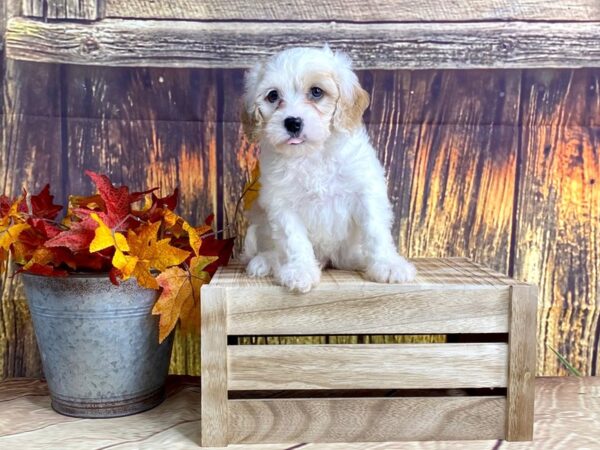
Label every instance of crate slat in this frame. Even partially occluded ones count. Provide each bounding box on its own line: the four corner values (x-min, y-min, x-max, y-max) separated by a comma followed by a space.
228, 396, 506, 444
228, 343, 508, 390
227, 287, 509, 335
213, 258, 522, 288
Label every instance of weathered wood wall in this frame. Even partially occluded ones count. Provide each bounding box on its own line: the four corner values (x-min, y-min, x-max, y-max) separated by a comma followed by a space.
0, 57, 598, 376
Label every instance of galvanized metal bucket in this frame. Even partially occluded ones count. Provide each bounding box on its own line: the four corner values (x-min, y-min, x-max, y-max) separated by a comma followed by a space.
22, 273, 174, 418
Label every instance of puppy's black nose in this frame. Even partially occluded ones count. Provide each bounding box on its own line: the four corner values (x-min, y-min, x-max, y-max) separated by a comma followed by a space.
284, 116, 303, 135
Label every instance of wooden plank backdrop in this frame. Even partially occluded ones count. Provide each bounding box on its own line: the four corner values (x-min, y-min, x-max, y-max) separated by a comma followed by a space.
105, 0, 600, 21
7, 18, 600, 69
0, 60, 598, 376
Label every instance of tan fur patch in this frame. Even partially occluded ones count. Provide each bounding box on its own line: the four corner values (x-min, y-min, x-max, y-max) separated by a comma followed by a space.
334, 85, 370, 131
241, 106, 263, 142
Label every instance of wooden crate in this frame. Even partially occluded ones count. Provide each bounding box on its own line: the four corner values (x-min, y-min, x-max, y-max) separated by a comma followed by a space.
201, 257, 537, 446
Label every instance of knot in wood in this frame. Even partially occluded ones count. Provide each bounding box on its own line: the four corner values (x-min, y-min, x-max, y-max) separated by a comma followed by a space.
80, 35, 100, 54
497, 40, 514, 53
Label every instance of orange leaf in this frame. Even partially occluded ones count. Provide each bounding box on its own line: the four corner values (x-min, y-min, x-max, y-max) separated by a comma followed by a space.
152, 255, 216, 343
163, 210, 203, 255
115, 222, 190, 290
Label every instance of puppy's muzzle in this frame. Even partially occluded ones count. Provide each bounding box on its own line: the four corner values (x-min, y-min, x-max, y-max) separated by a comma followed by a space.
284, 116, 303, 136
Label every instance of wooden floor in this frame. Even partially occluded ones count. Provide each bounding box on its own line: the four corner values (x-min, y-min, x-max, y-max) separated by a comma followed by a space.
0, 376, 597, 449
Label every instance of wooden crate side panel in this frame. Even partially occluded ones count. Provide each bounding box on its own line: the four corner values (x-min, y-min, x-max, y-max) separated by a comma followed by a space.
227, 287, 510, 335
228, 396, 506, 444
105, 0, 600, 21
227, 343, 508, 390
6, 19, 600, 69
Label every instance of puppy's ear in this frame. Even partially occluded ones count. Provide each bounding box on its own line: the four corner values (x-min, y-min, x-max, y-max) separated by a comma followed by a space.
331, 51, 370, 132
242, 62, 265, 142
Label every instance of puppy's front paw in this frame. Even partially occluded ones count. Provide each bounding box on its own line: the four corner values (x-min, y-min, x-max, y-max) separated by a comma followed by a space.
366, 257, 416, 283
246, 254, 271, 277
277, 262, 320, 293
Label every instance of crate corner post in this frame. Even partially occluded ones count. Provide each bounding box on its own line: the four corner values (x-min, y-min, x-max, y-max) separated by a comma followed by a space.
506, 283, 537, 441
200, 285, 229, 447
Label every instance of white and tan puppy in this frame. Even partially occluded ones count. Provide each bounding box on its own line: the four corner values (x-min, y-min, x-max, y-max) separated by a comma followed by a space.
241, 46, 416, 293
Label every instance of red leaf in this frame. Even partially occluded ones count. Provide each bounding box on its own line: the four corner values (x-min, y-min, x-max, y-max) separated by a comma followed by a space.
0, 196, 12, 217
204, 213, 215, 227
72, 251, 111, 272
45, 217, 97, 252
130, 187, 159, 204
85, 171, 131, 226
20, 185, 63, 220
28, 218, 61, 239
19, 263, 69, 277
198, 236, 234, 276
152, 188, 179, 211
109, 267, 122, 286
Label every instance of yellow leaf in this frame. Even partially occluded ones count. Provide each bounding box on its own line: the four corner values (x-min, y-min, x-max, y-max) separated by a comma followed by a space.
152, 255, 217, 343
163, 210, 179, 229
89, 213, 129, 253
183, 221, 201, 256
120, 222, 190, 290
243, 164, 261, 211
112, 248, 138, 279
0, 223, 30, 250
163, 210, 203, 255
22, 247, 54, 270
195, 224, 212, 236
1, 197, 26, 227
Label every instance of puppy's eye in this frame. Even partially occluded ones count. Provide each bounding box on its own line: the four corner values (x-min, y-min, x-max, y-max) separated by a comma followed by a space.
310, 86, 324, 99
266, 90, 279, 103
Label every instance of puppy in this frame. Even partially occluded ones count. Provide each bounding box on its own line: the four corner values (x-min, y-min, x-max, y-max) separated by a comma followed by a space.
241, 46, 416, 293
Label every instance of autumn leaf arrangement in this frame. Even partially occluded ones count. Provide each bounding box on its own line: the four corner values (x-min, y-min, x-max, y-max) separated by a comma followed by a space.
0, 171, 234, 343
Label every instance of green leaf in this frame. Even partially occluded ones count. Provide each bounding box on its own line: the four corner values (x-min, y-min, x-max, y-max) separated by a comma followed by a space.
547, 345, 582, 377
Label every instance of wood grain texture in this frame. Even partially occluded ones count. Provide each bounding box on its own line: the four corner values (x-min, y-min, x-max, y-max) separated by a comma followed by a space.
2, 1, 19, 50
0, 1, 5, 51
223, 257, 514, 335
62, 65, 218, 376
0, 60, 62, 379
227, 343, 508, 390
20, 0, 42, 18
0, 376, 598, 449
105, 0, 600, 21
0, 377, 204, 449
403, 71, 520, 273
200, 287, 228, 447
228, 396, 506, 444
6, 18, 600, 69
212, 258, 520, 289
506, 285, 537, 441
22, 0, 103, 20
227, 285, 510, 335
514, 69, 600, 376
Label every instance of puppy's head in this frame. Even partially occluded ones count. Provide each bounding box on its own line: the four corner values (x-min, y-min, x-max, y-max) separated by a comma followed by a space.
242, 46, 369, 153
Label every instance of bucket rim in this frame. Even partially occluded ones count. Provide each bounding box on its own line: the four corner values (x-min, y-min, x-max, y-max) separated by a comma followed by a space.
20, 270, 112, 279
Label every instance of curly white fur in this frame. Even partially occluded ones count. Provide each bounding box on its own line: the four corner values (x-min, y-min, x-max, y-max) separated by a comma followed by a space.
241, 46, 416, 292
